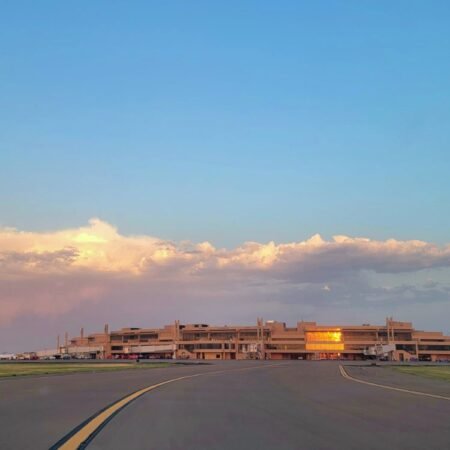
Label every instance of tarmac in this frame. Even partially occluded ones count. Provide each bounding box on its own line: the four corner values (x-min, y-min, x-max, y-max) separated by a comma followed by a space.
0, 361, 449, 450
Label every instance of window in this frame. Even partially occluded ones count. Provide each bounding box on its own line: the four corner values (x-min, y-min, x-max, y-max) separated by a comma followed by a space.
305, 331, 344, 351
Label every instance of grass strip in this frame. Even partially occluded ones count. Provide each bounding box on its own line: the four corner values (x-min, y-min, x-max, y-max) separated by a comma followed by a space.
392, 366, 450, 382
0, 362, 170, 378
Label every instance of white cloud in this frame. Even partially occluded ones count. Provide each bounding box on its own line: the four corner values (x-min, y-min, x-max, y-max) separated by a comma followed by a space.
3, 219, 450, 276
1, 218, 450, 327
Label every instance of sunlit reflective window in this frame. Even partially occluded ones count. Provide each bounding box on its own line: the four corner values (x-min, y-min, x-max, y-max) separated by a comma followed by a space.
305, 331, 344, 351
306, 331, 341, 342
305, 343, 344, 351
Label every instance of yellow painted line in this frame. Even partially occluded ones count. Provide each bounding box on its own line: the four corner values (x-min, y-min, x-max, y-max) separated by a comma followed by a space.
339, 365, 450, 401
57, 363, 285, 449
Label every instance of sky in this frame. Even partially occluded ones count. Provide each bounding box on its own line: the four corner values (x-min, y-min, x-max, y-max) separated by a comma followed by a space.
1, 1, 450, 351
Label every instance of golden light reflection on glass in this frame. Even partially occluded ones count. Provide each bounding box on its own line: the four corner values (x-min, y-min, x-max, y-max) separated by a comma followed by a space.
305, 343, 344, 351
305, 331, 344, 351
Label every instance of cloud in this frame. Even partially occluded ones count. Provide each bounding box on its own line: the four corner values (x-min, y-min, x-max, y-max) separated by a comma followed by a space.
0, 218, 174, 275
2, 219, 450, 278
1, 218, 450, 329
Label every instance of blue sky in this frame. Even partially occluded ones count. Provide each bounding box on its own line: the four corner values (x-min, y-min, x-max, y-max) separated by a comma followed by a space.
1, 1, 450, 246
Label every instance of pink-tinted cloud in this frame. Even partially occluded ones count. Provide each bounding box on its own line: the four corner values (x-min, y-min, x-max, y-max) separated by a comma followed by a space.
1, 218, 450, 326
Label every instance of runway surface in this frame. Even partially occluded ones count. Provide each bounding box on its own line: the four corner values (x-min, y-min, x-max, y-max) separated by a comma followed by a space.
1, 361, 449, 450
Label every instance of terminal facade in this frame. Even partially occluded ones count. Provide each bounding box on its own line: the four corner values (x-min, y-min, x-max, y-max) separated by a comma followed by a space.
52, 318, 450, 362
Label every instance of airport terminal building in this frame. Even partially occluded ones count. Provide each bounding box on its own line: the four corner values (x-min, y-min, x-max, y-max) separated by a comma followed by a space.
52, 318, 450, 362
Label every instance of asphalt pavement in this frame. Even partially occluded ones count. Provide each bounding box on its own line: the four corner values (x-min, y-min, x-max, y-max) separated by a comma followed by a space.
0, 361, 449, 450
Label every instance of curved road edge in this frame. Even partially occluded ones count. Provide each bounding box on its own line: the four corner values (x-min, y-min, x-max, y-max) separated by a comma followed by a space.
339, 364, 450, 401
50, 363, 287, 450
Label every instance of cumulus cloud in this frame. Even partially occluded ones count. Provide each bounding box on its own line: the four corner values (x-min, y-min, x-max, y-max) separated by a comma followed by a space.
1, 218, 450, 328
2, 218, 450, 277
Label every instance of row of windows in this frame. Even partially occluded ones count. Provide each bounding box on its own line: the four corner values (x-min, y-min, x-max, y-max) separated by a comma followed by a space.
306, 343, 345, 351
266, 344, 305, 350
109, 335, 449, 349
111, 334, 159, 342
181, 333, 269, 340
419, 345, 450, 351
180, 343, 236, 351
111, 343, 450, 353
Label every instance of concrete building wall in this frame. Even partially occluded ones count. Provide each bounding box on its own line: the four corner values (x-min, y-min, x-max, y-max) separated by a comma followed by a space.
48, 318, 450, 361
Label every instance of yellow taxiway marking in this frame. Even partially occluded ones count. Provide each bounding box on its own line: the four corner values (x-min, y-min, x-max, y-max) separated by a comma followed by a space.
339, 365, 450, 401
57, 364, 285, 449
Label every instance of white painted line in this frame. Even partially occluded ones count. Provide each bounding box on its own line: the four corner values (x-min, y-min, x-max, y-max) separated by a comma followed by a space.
339, 365, 450, 401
